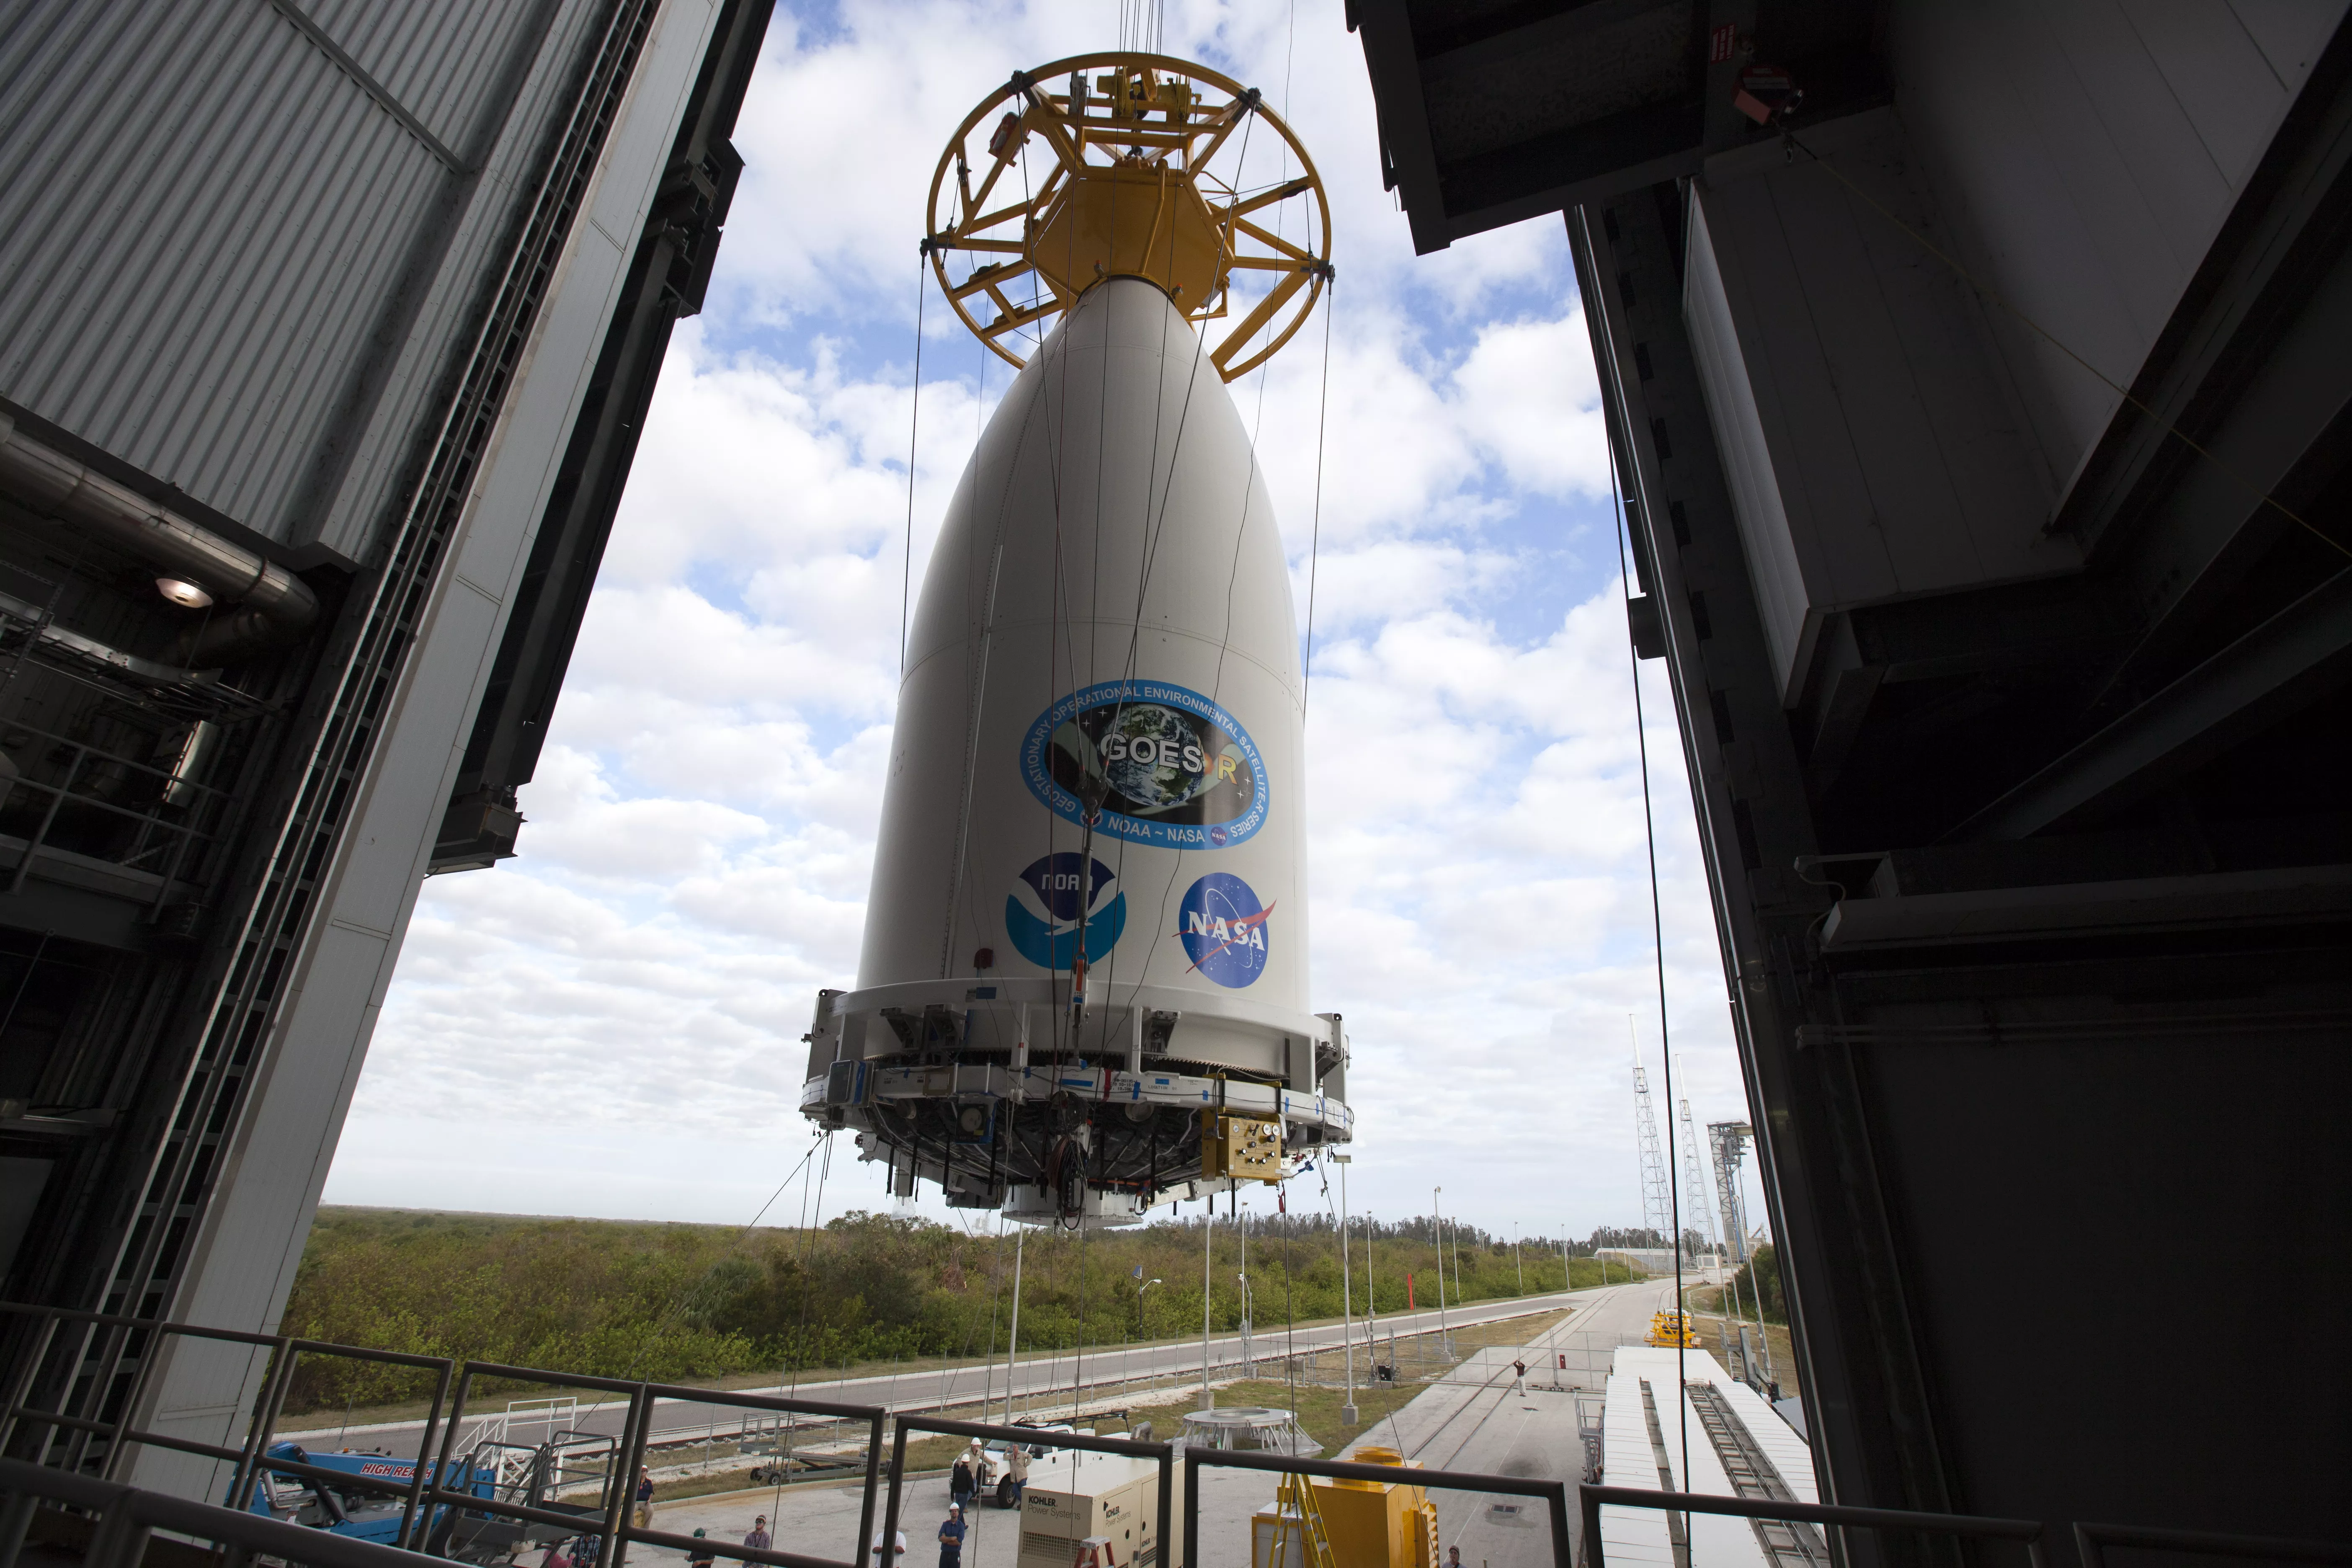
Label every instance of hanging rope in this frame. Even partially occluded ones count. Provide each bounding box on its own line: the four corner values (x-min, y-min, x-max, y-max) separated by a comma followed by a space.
1607, 430, 1687, 1524
1301, 281, 1333, 711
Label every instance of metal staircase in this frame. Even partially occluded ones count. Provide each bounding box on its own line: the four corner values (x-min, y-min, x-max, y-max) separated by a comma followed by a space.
1685, 1382, 1830, 1568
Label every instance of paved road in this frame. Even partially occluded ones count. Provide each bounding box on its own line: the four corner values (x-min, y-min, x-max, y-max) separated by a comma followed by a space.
625, 1279, 1695, 1568
298, 1287, 1607, 1453
1344, 1278, 1694, 1568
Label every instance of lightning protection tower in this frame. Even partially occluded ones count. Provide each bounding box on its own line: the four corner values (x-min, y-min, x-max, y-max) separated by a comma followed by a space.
1632, 1056, 1674, 1246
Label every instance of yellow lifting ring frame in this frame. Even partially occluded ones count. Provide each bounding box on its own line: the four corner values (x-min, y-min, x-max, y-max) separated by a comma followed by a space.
924, 52, 1333, 383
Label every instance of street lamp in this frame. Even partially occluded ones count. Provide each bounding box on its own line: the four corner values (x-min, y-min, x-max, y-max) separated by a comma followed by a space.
1333, 1153, 1357, 1424
1432, 1186, 1452, 1359
1236, 1271, 1254, 1377
1136, 1277, 1161, 1337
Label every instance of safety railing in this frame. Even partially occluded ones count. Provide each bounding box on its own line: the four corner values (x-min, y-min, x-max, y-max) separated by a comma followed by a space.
0, 711, 245, 896
413, 1362, 887, 1568
0, 1301, 457, 1550
0, 1456, 447, 1568
1582, 1485, 2352, 1568
1580, 1483, 2046, 1568
881, 1414, 1173, 1568
2071, 1522, 2352, 1568
0, 1301, 892, 1568
1191, 1446, 1576, 1568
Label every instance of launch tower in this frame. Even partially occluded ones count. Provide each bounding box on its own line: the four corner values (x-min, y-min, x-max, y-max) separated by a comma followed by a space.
799, 55, 1347, 1226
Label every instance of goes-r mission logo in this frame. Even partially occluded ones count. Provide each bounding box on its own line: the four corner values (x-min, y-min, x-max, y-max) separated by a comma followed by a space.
1020, 680, 1267, 849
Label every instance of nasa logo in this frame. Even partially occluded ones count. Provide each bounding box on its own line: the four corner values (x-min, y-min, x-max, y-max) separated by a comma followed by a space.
1020, 680, 1266, 849
1005, 854, 1126, 970
1176, 872, 1272, 989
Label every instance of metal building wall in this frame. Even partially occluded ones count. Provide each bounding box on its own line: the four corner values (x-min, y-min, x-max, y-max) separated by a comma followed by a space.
0, 0, 772, 1504
1890, 0, 2350, 477
119, 0, 728, 1497
1353, 0, 2352, 1547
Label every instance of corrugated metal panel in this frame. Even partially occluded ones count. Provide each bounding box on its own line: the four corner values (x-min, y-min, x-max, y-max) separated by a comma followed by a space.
304, 0, 548, 153
304, 0, 613, 562
0, 2, 440, 539
0, 0, 587, 548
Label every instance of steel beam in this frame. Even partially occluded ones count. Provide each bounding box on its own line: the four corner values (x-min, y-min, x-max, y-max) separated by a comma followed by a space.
1958, 567, 2352, 841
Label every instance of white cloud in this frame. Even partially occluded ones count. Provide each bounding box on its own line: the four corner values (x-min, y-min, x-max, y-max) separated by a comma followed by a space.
325, 0, 1739, 1243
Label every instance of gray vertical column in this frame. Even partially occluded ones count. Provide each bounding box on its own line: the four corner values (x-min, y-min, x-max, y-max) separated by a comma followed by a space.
1564, 193, 1955, 1544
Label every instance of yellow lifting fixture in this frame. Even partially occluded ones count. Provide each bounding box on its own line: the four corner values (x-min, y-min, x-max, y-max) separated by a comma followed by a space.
1647, 1309, 1703, 1348
924, 52, 1332, 381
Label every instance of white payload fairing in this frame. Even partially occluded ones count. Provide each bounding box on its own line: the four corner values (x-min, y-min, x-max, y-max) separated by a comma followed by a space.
801, 54, 1349, 1225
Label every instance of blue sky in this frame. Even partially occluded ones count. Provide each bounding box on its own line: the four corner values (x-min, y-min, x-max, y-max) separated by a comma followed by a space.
322, 0, 1758, 1248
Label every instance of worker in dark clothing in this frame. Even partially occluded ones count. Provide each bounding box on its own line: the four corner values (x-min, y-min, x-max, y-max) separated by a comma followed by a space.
949, 1451, 975, 1512
937, 1505, 967, 1568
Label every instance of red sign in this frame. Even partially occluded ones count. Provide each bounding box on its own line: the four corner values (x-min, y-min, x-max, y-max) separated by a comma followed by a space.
1710, 23, 1735, 64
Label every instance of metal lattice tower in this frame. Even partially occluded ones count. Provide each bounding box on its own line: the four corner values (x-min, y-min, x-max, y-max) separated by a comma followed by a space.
1632, 1060, 1674, 1243
1710, 1122, 1755, 1265
1679, 1098, 1723, 1264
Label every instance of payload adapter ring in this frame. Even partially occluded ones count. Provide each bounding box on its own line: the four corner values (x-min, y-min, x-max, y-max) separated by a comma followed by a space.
802, 978, 1351, 1227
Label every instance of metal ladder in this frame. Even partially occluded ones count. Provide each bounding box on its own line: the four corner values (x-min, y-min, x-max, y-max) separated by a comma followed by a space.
1270, 1472, 1337, 1568
1685, 1382, 1831, 1568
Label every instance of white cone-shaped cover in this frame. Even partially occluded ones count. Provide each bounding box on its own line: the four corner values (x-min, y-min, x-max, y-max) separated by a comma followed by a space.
859, 279, 1308, 1070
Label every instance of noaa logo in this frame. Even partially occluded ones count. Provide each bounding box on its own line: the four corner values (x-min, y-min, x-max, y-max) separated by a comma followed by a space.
1176, 872, 1271, 989
1006, 854, 1126, 970
1020, 680, 1267, 849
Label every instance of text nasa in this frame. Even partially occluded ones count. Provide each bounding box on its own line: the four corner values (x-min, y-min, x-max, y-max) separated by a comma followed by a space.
1186, 909, 1267, 952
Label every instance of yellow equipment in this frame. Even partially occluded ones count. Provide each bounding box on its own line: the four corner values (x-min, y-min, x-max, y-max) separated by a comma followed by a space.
1647, 1310, 1702, 1348
924, 52, 1332, 382
1268, 1473, 1335, 1568
1249, 1447, 1438, 1568
1202, 1111, 1283, 1183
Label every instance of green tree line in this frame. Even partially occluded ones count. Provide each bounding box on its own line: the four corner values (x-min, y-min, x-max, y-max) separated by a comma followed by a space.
279, 1206, 1624, 1413
1725, 1242, 1787, 1324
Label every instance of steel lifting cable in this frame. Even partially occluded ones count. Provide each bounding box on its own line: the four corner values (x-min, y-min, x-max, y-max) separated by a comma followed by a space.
1781, 127, 2351, 563
903, 248, 927, 676
1607, 430, 1689, 1522
619, 1133, 825, 1380
1301, 288, 1333, 712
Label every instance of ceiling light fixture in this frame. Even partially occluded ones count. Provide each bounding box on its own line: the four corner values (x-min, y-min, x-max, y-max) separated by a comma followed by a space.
156, 577, 213, 609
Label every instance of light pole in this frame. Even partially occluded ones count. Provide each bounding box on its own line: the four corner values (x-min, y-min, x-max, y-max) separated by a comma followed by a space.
1136, 1277, 1161, 1337
1201, 1195, 1215, 1411
1432, 1186, 1452, 1359
1237, 1202, 1252, 1377
1363, 1211, 1381, 1377
1514, 1220, 1523, 1295
1003, 1227, 1026, 1426
1333, 1153, 1357, 1424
